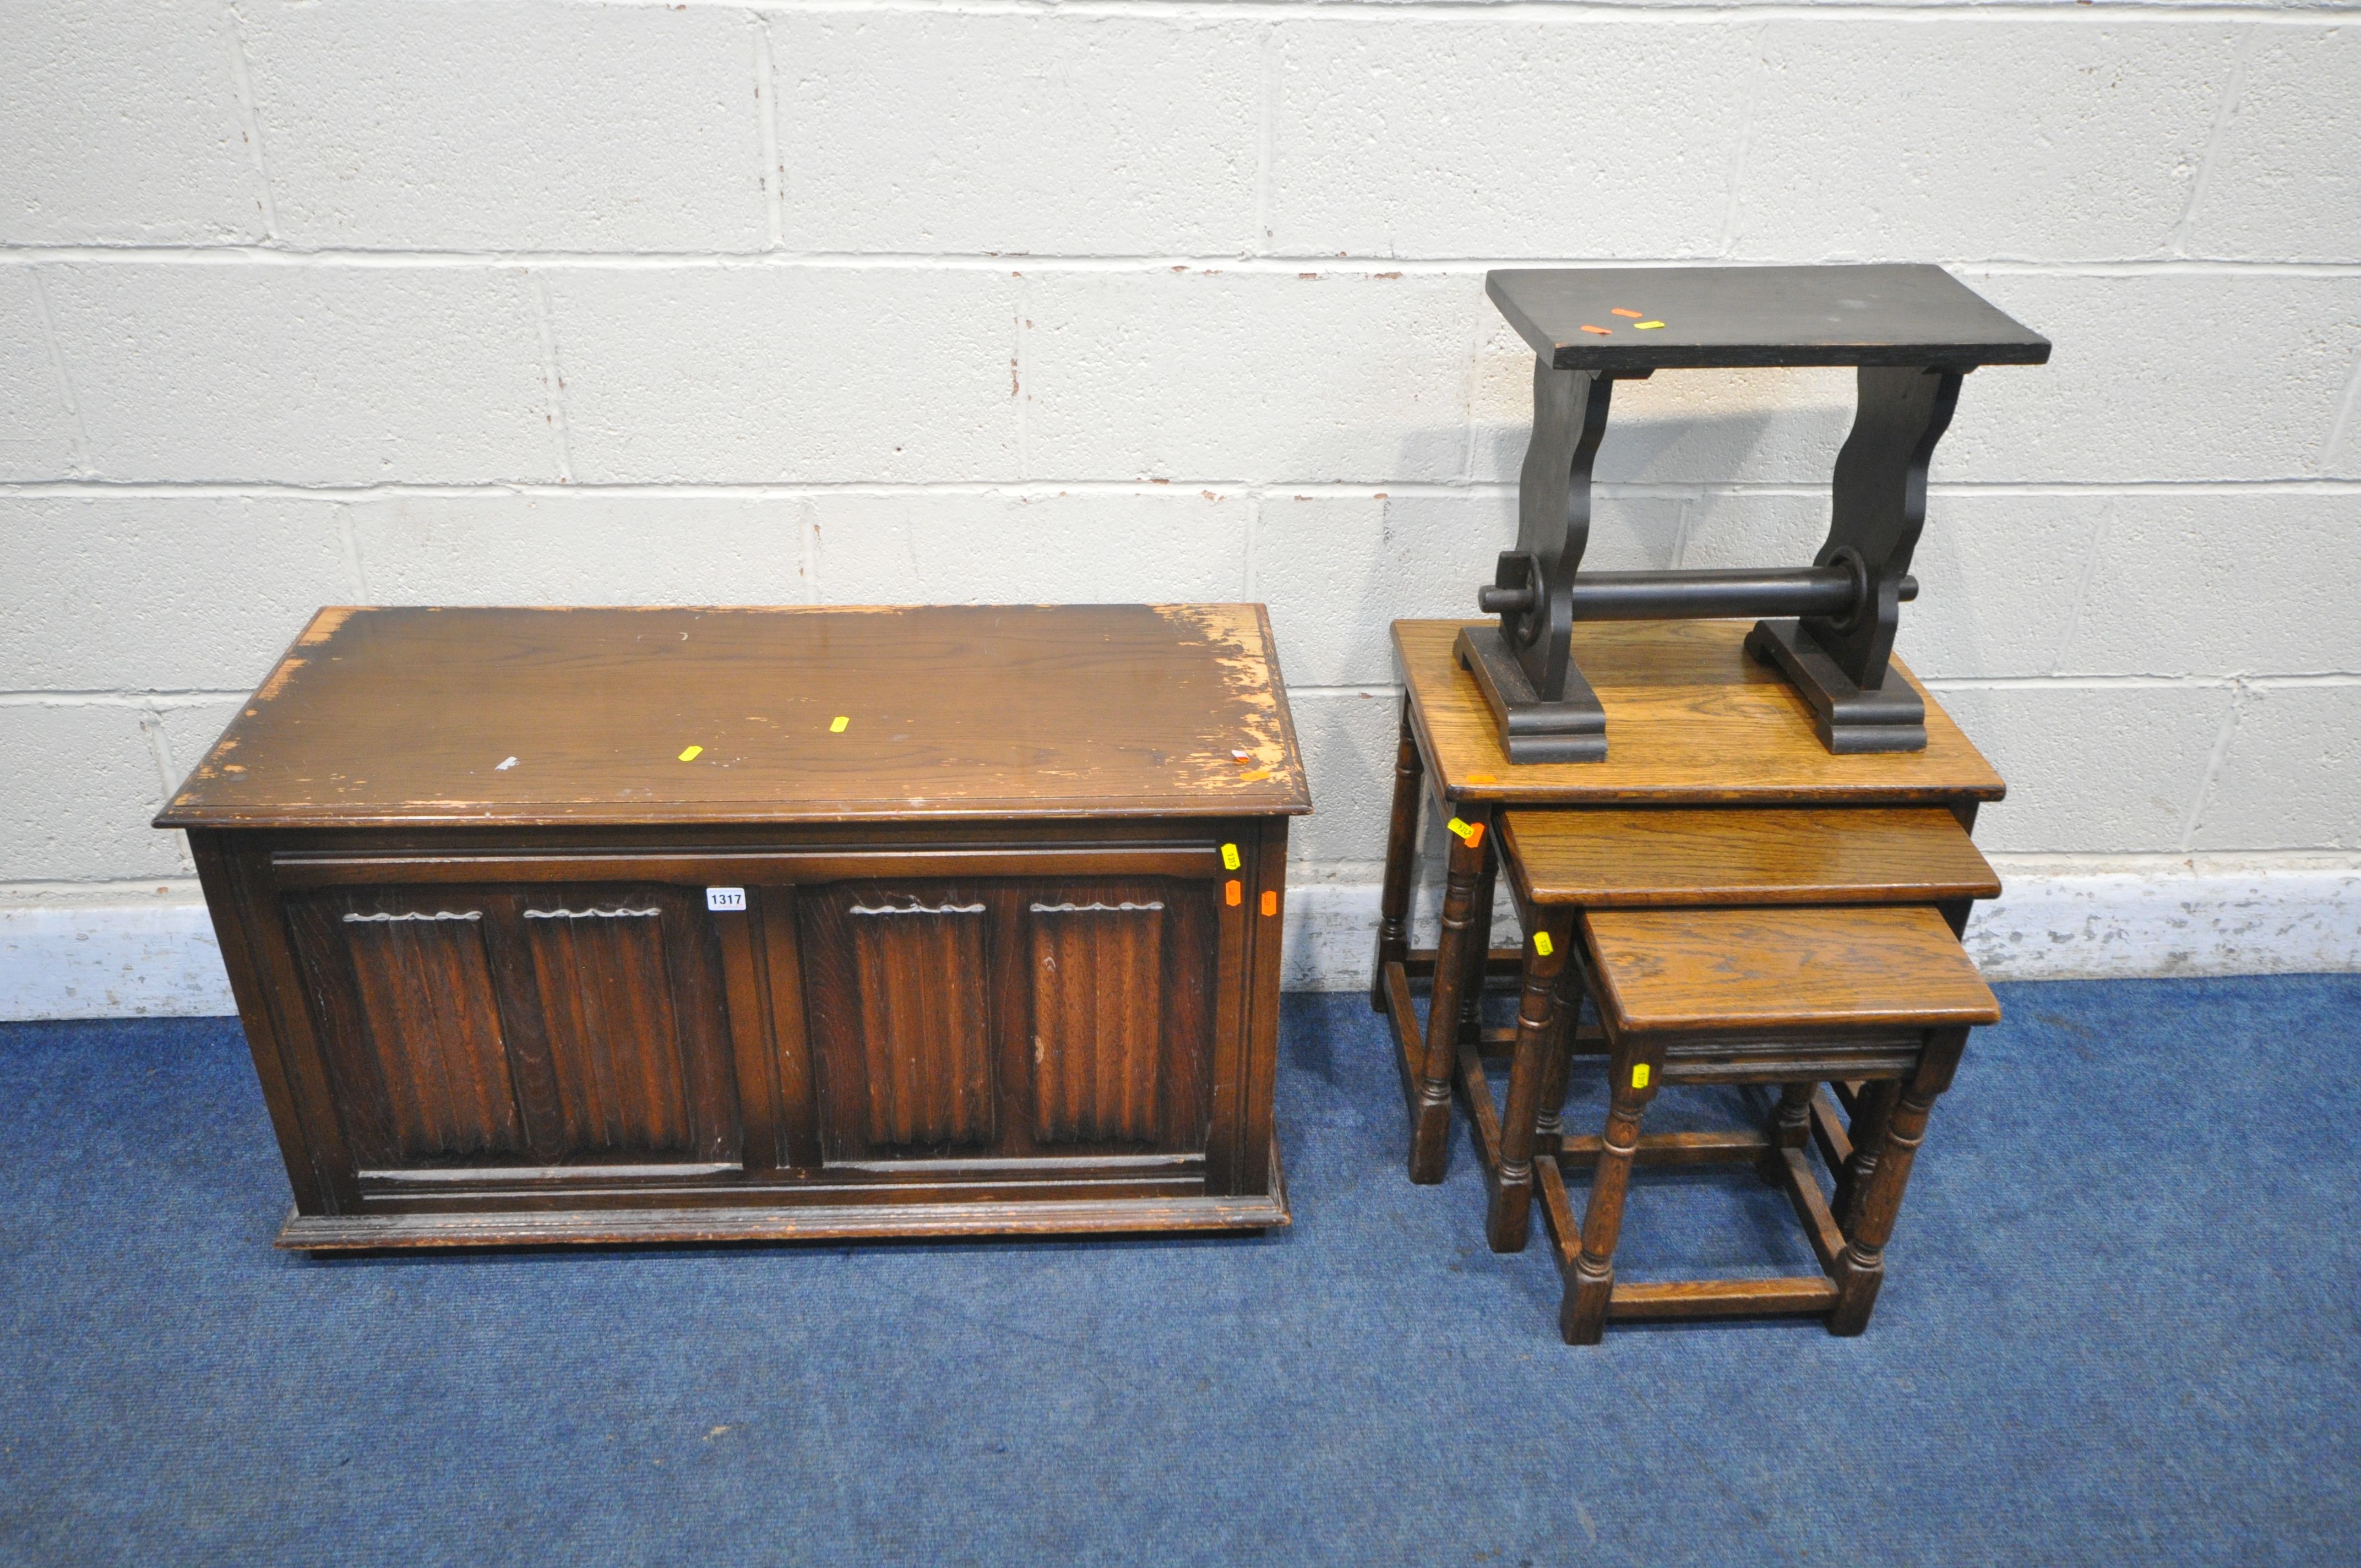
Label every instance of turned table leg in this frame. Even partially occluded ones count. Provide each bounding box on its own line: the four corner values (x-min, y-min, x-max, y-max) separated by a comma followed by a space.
1756, 1081, 1816, 1186
1409, 803, 1491, 1184
1459, 826, 1500, 1047
1533, 956, 1582, 1150
1486, 914, 1574, 1253
1369, 695, 1424, 1014
1560, 1046, 1662, 1344
1836, 1079, 1900, 1228
1830, 1027, 1968, 1336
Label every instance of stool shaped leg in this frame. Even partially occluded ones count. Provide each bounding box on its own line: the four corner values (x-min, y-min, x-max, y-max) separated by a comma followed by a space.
1830, 1028, 1969, 1336
1459, 841, 1500, 1047
1560, 1057, 1659, 1345
1370, 698, 1423, 1014
1835, 1079, 1899, 1229
1756, 1082, 1816, 1186
1532, 959, 1582, 1150
1410, 807, 1490, 1183
1486, 918, 1574, 1253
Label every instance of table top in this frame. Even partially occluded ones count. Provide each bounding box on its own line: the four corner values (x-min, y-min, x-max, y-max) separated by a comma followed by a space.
1394, 619, 2004, 807
158, 605, 1311, 830
1487, 265, 2051, 372
1500, 806, 1999, 909
1581, 905, 2002, 1035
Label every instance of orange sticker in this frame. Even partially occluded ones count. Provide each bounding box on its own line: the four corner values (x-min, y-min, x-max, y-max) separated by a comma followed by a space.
1610, 308, 1642, 319
1241, 770, 1271, 782
1260, 890, 1277, 917
1579, 324, 1613, 336
1467, 772, 1497, 785
1225, 879, 1242, 907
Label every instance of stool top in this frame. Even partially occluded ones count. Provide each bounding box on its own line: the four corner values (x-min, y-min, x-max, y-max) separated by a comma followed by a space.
1488, 265, 2050, 373
1581, 905, 2001, 1035
1502, 806, 2000, 910
157, 604, 1311, 829
1395, 620, 2003, 807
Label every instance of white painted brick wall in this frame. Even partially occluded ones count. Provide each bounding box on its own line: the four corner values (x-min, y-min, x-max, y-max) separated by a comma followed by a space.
2, 0, 2357, 1012
1022, 271, 1478, 482
240, 1, 763, 252
1266, 20, 1756, 260
0, 268, 81, 478
546, 268, 1022, 482
774, 14, 1264, 256
1729, 21, 2243, 262
43, 263, 556, 482
0, 0, 261, 246
1, 496, 349, 687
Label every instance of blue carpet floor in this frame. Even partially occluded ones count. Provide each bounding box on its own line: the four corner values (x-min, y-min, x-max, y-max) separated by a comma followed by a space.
3, 976, 2358, 1566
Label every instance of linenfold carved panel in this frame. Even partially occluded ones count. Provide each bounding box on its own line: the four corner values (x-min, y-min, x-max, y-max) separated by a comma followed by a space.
847, 901, 997, 1151
519, 905, 699, 1157
1029, 901, 1165, 1145
334, 906, 524, 1164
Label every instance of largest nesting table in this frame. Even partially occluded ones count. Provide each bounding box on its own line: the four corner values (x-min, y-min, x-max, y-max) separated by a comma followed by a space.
159, 604, 1308, 1249
1375, 618, 2004, 1184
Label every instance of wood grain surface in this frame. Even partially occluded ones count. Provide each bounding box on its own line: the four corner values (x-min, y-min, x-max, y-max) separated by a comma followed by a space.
1580, 904, 2001, 1033
1501, 805, 2000, 907
159, 605, 1310, 829
1394, 619, 2002, 805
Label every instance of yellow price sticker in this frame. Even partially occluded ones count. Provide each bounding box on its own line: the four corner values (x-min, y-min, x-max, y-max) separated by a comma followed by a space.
1533, 932, 1553, 957
1222, 843, 1241, 870
829, 715, 849, 733
677, 745, 703, 763
1633, 1064, 1651, 1089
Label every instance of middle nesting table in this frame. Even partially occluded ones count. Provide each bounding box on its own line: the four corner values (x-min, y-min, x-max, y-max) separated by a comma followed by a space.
1375, 619, 2006, 1185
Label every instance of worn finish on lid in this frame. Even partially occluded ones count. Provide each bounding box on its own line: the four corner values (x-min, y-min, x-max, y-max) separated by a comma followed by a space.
1487, 264, 2053, 372
157, 604, 1310, 829
1395, 619, 2003, 805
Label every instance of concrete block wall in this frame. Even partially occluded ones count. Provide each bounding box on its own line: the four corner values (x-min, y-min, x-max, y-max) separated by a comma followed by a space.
3, 0, 2358, 1015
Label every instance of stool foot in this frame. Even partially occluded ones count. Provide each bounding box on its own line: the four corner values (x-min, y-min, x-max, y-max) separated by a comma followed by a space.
1562, 1259, 1614, 1345
1826, 1034, 1963, 1333
1557, 1066, 1654, 1346
1827, 1246, 1885, 1337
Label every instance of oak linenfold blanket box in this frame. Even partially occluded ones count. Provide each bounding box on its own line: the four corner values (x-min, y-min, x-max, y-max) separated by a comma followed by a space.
156, 604, 1308, 1249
